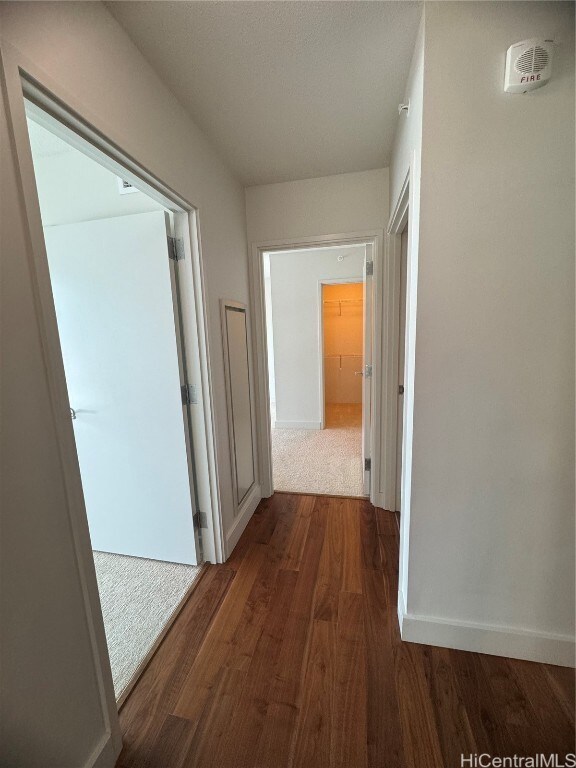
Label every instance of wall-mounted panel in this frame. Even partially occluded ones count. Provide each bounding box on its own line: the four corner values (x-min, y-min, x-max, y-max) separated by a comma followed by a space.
221, 300, 256, 509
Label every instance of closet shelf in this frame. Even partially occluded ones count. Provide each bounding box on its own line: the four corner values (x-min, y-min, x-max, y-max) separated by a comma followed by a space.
323, 299, 363, 305
324, 353, 363, 370
323, 298, 363, 316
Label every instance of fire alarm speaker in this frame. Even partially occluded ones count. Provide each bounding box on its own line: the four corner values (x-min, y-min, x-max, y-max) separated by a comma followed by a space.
504, 39, 554, 93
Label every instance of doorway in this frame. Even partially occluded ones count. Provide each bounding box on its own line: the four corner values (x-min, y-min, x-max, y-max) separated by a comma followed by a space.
262, 245, 372, 497
24, 107, 206, 704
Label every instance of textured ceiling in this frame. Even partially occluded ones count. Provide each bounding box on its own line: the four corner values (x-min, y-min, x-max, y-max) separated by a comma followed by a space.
107, 1, 422, 186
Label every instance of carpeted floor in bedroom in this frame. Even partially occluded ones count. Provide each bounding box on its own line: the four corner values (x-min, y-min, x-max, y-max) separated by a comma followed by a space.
271, 403, 365, 497
93, 551, 201, 700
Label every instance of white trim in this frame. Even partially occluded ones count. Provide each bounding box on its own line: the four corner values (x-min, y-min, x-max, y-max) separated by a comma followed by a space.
399, 607, 576, 668
225, 483, 262, 557
22, 75, 192, 213
175, 212, 224, 564
387, 160, 420, 628
397, 587, 408, 634
274, 420, 322, 430
84, 734, 119, 768
220, 299, 259, 518
250, 230, 385, 506
382, 171, 410, 512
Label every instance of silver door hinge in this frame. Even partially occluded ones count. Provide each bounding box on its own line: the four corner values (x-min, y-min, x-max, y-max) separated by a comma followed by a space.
364, 458, 371, 472
181, 383, 198, 405
365, 260, 374, 277
168, 236, 185, 261
193, 510, 208, 529
365, 364, 373, 378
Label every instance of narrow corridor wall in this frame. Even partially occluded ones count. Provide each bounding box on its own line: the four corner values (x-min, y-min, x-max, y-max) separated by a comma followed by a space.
393, 1, 575, 664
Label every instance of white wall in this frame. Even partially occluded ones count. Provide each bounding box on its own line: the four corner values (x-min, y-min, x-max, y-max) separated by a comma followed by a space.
268, 246, 365, 428
389, 15, 424, 211
245, 168, 389, 243
396, 1, 575, 665
0, 2, 253, 765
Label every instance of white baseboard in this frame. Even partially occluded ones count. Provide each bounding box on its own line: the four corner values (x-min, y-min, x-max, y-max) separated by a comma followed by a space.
398, 602, 575, 667
397, 588, 407, 633
86, 732, 121, 768
274, 420, 321, 430
225, 483, 262, 557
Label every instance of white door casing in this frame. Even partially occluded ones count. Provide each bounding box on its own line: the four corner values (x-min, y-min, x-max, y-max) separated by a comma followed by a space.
250, 231, 384, 505
362, 246, 374, 495
396, 227, 408, 511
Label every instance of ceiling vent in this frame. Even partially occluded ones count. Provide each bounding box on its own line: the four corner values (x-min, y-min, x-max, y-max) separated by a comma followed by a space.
505, 39, 554, 93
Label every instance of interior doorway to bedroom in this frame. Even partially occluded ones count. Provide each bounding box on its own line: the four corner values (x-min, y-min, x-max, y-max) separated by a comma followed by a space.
263, 244, 372, 498
25, 106, 204, 705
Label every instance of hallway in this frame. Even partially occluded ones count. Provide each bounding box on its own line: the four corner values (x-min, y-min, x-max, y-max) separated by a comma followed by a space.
117, 494, 575, 768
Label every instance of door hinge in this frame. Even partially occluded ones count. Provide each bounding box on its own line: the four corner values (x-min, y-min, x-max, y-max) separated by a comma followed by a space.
365, 364, 373, 378
398, 384, 405, 395
168, 236, 184, 261
365, 260, 374, 277
364, 458, 371, 472
193, 510, 208, 529
181, 383, 198, 405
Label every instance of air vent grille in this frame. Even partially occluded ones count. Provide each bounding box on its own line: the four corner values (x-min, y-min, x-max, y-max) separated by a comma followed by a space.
515, 45, 549, 74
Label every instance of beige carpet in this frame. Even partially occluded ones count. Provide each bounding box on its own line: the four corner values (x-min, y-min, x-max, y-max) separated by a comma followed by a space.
271, 405, 365, 496
93, 551, 201, 699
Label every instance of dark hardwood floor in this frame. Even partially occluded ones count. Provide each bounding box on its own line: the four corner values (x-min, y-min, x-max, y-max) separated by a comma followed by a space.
117, 493, 575, 768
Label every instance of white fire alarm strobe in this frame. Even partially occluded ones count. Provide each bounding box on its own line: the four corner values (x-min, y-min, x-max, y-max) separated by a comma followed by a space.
504, 38, 554, 93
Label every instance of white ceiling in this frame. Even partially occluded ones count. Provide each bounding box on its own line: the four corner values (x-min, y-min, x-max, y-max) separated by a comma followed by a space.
27, 120, 74, 158
107, 1, 422, 186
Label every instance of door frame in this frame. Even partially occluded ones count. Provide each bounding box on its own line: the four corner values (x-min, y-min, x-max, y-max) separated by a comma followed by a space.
384, 174, 410, 518
317, 276, 364, 432
14, 76, 223, 564
249, 230, 390, 506
1, 45, 223, 753
386, 166, 417, 619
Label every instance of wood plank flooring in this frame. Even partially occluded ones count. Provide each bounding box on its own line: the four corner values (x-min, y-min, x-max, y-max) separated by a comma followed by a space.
117, 493, 575, 768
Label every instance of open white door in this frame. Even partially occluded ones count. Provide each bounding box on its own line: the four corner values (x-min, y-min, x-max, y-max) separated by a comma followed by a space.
44, 210, 199, 565
362, 246, 373, 496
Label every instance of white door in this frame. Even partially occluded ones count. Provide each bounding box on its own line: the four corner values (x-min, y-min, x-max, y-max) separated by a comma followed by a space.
362, 247, 373, 496
44, 210, 198, 565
